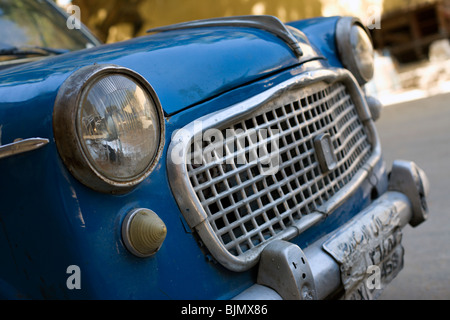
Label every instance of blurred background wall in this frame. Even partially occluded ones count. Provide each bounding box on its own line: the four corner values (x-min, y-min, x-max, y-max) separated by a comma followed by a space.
55, 0, 433, 44
68, 0, 322, 43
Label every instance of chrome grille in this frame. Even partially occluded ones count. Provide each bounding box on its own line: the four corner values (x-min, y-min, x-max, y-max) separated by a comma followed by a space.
186, 81, 372, 256
167, 69, 380, 271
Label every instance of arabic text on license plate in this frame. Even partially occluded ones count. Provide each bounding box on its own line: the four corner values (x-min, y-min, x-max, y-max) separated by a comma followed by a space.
323, 204, 405, 300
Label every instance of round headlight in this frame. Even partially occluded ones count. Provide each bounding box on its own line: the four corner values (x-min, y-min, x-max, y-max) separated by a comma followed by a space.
79, 74, 161, 180
336, 17, 374, 85
53, 64, 165, 193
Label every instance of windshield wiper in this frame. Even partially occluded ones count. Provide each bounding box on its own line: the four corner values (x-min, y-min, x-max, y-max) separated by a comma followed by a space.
0, 45, 69, 57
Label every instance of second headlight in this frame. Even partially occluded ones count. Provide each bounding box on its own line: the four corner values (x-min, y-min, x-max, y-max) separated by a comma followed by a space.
336, 17, 375, 85
53, 64, 165, 193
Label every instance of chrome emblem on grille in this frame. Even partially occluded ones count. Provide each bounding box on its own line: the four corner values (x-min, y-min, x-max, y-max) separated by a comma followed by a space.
314, 133, 337, 173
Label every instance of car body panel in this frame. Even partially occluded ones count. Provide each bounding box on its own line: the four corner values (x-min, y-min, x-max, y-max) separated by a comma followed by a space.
288, 17, 343, 68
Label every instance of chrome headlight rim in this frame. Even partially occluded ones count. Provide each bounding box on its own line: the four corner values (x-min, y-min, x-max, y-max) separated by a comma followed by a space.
336, 17, 374, 85
53, 64, 165, 194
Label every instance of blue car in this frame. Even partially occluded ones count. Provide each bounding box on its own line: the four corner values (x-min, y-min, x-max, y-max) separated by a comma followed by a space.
0, 0, 430, 300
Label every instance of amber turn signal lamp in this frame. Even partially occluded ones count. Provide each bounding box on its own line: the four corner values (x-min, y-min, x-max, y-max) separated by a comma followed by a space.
122, 208, 167, 257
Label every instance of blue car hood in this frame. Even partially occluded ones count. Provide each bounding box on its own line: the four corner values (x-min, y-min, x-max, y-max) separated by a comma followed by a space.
0, 26, 320, 115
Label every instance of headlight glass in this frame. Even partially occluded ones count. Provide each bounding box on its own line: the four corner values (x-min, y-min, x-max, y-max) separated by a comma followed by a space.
350, 25, 374, 82
53, 64, 165, 193
336, 17, 375, 85
79, 75, 160, 181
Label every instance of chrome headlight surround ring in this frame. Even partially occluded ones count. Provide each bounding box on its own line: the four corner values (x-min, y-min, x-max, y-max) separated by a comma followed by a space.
336, 17, 375, 86
53, 64, 165, 194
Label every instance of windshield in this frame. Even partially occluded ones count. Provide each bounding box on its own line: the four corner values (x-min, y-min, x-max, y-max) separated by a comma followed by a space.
0, 0, 99, 63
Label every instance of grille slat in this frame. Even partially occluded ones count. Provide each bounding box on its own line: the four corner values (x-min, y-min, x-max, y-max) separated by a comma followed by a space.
185, 82, 372, 257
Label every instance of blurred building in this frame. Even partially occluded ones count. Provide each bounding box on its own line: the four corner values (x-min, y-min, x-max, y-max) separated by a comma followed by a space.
372, 0, 450, 64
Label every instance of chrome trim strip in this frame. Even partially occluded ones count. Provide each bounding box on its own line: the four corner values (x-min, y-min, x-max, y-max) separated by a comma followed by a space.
167, 68, 381, 272
0, 138, 49, 160
147, 15, 303, 58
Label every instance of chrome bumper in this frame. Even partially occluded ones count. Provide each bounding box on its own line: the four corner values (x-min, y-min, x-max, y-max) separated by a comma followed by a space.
233, 160, 429, 300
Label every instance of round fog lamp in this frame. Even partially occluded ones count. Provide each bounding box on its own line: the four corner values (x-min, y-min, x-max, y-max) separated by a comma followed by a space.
122, 208, 167, 257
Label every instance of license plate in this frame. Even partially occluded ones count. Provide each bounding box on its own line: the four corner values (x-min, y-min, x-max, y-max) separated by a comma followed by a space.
323, 204, 404, 300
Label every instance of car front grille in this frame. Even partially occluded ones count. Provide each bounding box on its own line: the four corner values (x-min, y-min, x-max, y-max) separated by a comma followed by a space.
167, 69, 380, 272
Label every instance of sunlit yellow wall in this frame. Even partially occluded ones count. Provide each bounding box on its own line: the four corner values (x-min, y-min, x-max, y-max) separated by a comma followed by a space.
134, 0, 322, 43
139, 0, 322, 30
72, 0, 322, 43
382, 0, 433, 13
